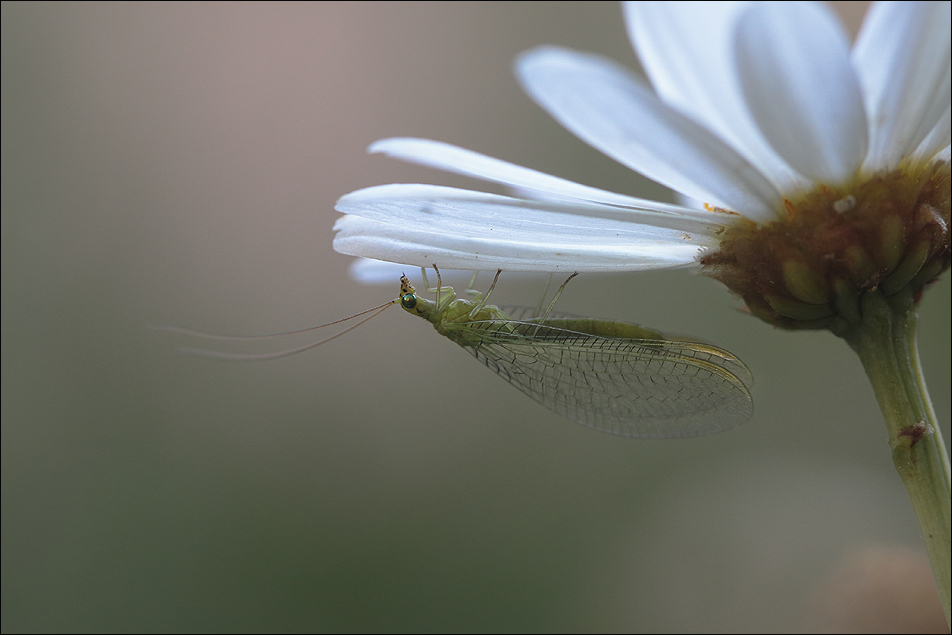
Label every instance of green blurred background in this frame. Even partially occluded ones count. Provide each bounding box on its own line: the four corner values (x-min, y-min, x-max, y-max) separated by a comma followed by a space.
3, 2, 948, 632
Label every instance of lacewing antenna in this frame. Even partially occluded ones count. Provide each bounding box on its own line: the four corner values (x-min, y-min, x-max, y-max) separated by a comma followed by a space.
150, 300, 394, 361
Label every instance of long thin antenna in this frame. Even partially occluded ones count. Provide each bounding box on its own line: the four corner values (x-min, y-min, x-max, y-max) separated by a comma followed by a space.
148, 301, 393, 341
175, 303, 394, 361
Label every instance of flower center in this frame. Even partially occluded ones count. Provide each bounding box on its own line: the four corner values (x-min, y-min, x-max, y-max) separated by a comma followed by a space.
701, 161, 951, 331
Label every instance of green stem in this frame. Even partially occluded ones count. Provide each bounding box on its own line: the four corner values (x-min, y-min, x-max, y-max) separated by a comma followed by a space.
842, 289, 951, 627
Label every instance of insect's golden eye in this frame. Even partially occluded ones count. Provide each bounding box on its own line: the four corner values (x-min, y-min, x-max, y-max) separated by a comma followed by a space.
401, 294, 417, 309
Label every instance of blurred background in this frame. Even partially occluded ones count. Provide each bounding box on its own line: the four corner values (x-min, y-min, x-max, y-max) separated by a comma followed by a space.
3, 2, 948, 632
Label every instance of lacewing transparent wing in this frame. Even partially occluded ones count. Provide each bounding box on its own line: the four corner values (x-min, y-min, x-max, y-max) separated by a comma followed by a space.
158, 267, 753, 438
398, 272, 753, 438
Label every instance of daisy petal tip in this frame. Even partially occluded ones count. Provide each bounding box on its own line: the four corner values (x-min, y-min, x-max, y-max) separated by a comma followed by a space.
347, 257, 409, 284
367, 137, 404, 156
366, 139, 389, 154
514, 44, 580, 76
367, 137, 421, 155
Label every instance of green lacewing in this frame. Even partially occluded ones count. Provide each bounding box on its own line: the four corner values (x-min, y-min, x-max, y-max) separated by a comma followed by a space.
156, 267, 752, 438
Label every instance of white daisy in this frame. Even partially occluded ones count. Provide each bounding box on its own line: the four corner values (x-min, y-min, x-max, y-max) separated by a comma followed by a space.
333, 2, 951, 615
334, 1, 949, 332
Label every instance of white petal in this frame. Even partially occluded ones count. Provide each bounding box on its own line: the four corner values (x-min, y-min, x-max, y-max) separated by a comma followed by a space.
348, 258, 480, 286
339, 183, 731, 235
853, 1, 952, 170
931, 145, 951, 163
333, 185, 716, 272
369, 137, 736, 225
515, 46, 783, 222
348, 258, 416, 284
914, 103, 951, 161
623, 1, 805, 192
334, 216, 704, 273
734, 1, 868, 183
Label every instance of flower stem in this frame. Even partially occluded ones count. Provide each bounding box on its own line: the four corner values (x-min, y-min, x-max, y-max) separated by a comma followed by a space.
841, 289, 951, 626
